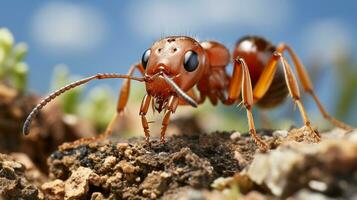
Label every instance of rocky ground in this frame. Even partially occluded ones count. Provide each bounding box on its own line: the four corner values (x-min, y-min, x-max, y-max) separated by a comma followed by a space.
0, 83, 94, 172
1, 127, 356, 200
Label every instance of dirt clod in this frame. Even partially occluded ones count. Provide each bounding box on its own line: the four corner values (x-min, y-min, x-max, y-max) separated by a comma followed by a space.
41, 179, 65, 200
46, 132, 254, 199
64, 166, 93, 199
1, 122, 356, 199
0, 153, 41, 200
243, 129, 357, 199
0, 83, 94, 173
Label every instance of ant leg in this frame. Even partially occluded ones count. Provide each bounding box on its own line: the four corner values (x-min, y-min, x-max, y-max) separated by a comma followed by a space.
140, 94, 152, 142
160, 96, 179, 143
279, 55, 321, 141
253, 53, 320, 141
222, 58, 243, 105
103, 63, 145, 138
277, 44, 353, 131
235, 58, 269, 151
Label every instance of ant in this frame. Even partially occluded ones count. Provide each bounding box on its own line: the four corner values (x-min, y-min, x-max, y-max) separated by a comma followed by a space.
23, 36, 354, 151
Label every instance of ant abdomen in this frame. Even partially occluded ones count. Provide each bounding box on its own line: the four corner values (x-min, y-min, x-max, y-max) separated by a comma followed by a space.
233, 36, 288, 108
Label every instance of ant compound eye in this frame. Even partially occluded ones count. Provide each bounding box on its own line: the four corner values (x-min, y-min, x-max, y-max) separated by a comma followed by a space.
141, 49, 151, 69
183, 51, 199, 72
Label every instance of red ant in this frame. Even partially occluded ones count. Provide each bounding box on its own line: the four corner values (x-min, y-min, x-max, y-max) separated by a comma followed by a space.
23, 36, 354, 151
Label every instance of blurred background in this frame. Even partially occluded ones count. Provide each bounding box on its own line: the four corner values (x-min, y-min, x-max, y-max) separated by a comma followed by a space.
1, 0, 357, 138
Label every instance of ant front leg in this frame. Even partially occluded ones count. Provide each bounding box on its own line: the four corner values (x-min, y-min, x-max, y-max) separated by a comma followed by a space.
160, 96, 179, 143
140, 94, 152, 143
103, 63, 145, 138
234, 58, 269, 151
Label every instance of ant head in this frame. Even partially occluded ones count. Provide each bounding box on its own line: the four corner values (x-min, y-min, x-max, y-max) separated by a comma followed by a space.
142, 36, 207, 97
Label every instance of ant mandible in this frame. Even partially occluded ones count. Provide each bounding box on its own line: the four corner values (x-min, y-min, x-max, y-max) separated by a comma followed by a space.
23, 36, 354, 151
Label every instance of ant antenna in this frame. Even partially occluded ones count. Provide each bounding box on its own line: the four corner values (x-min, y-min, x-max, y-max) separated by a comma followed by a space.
162, 74, 197, 107
23, 73, 145, 136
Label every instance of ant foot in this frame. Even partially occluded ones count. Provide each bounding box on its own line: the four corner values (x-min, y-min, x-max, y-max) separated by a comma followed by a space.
249, 129, 269, 152
160, 136, 166, 144
343, 127, 355, 134
256, 140, 269, 152
303, 125, 321, 143
145, 135, 151, 144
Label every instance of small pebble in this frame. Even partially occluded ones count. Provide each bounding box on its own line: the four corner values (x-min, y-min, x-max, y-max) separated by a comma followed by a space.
3, 161, 23, 169
124, 149, 133, 159
273, 130, 288, 137
118, 160, 137, 174
211, 177, 234, 190
230, 131, 242, 140
103, 156, 116, 169
150, 192, 157, 199
308, 180, 327, 192
91, 192, 105, 200
142, 189, 150, 196
160, 172, 171, 178
117, 143, 129, 152
234, 151, 248, 166
41, 179, 65, 197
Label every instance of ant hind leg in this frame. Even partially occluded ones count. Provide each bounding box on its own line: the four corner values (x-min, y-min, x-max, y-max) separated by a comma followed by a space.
277, 44, 354, 132
278, 54, 321, 142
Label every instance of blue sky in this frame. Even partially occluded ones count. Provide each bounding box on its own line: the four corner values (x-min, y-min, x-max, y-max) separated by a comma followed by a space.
1, 0, 357, 124
1, 0, 356, 90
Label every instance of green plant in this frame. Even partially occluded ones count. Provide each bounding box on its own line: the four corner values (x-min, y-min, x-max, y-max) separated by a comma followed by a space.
50, 65, 117, 132
50, 65, 83, 114
0, 28, 28, 92
78, 85, 116, 132
334, 55, 357, 122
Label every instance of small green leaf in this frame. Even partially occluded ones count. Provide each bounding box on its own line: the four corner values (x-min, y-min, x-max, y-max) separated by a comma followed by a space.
79, 85, 115, 131
0, 28, 14, 54
0, 47, 5, 65
0, 28, 29, 93
12, 62, 28, 92
50, 65, 84, 114
13, 42, 28, 62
